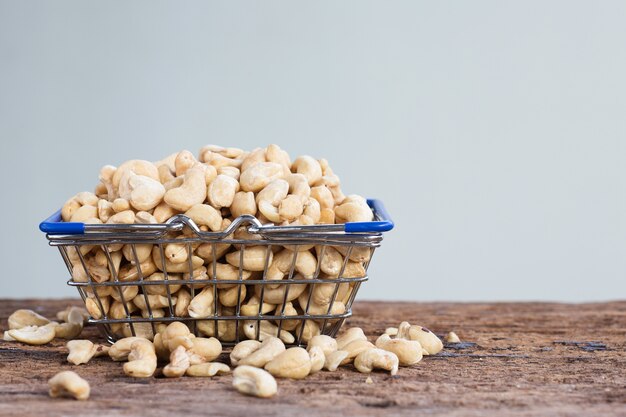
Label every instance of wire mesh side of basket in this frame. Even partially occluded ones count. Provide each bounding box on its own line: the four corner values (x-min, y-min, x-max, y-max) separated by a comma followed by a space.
51, 217, 380, 346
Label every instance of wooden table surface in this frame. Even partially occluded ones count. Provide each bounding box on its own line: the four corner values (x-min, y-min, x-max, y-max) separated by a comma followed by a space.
0, 299, 624, 417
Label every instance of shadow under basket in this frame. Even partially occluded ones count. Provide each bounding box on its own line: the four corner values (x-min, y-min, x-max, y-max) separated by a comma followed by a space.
40, 199, 394, 346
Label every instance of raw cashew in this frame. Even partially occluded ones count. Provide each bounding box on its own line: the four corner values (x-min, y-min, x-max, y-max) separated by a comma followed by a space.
185, 204, 222, 232
445, 331, 461, 343
122, 243, 152, 264
56, 306, 89, 324
119, 171, 165, 211
152, 247, 203, 273
230, 340, 262, 366
336, 327, 367, 350
243, 321, 295, 344
110, 285, 139, 303
163, 345, 191, 378
143, 272, 181, 296
84, 296, 110, 319
239, 337, 285, 367
135, 211, 157, 224
174, 288, 192, 317
232, 365, 277, 398
188, 337, 222, 363
278, 195, 304, 221
266, 144, 291, 175
8, 309, 50, 329
217, 166, 240, 180
310, 185, 334, 210
67, 340, 98, 365
218, 285, 247, 307
354, 348, 399, 375
161, 321, 194, 351
307, 334, 338, 357
133, 294, 175, 310
188, 286, 216, 318
308, 346, 325, 373
225, 246, 273, 272
153, 202, 178, 223
112, 198, 130, 213
264, 347, 312, 379
315, 246, 343, 276
123, 339, 157, 377
8, 324, 56, 345
274, 302, 298, 331
267, 249, 317, 282
397, 322, 443, 355
112, 160, 159, 191
230, 191, 256, 218
174, 150, 197, 176
240, 162, 284, 192
164, 166, 207, 212
48, 371, 90, 400
294, 320, 320, 343
207, 262, 252, 288
292, 156, 322, 186
238, 147, 264, 170
375, 333, 423, 366
340, 339, 377, 365
335, 195, 373, 223
254, 281, 308, 304
256, 179, 289, 222
324, 350, 349, 371
186, 362, 230, 377
208, 174, 240, 209
240, 295, 275, 316
286, 173, 311, 203
109, 336, 145, 361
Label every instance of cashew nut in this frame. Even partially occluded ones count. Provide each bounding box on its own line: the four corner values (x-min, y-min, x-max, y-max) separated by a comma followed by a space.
243, 321, 295, 344
163, 345, 191, 378
324, 350, 349, 371
163, 166, 207, 211
238, 336, 285, 367
48, 371, 90, 400
445, 331, 461, 343
375, 333, 423, 366
225, 246, 273, 272
161, 321, 194, 351
232, 365, 277, 398
354, 348, 399, 375
240, 162, 284, 192
292, 156, 322, 186
109, 336, 145, 361
307, 334, 338, 357
123, 339, 157, 377
264, 347, 311, 379
397, 322, 443, 355
8, 309, 50, 329
67, 340, 98, 365
308, 345, 325, 373
186, 362, 231, 377
188, 286, 216, 318
185, 204, 222, 232
230, 340, 262, 366
208, 174, 240, 209
8, 323, 56, 345
230, 191, 257, 218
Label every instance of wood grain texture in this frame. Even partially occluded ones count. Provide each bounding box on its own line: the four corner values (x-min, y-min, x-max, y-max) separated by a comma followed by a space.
0, 299, 624, 417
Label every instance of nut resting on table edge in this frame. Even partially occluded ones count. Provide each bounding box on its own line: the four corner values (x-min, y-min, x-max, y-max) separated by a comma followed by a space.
39, 144, 394, 345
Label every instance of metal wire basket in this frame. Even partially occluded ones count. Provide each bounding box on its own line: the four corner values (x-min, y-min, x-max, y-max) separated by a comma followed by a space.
40, 199, 393, 345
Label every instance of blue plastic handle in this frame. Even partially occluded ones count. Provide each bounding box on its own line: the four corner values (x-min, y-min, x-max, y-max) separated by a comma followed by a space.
344, 199, 394, 233
39, 210, 85, 234
39, 199, 394, 235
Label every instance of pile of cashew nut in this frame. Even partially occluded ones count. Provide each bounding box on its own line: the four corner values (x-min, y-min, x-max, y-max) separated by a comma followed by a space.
59, 144, 376, 342
3, 307, 447, 400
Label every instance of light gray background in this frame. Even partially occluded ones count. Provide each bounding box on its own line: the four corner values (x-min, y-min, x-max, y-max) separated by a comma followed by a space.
1, 1, 624, 301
